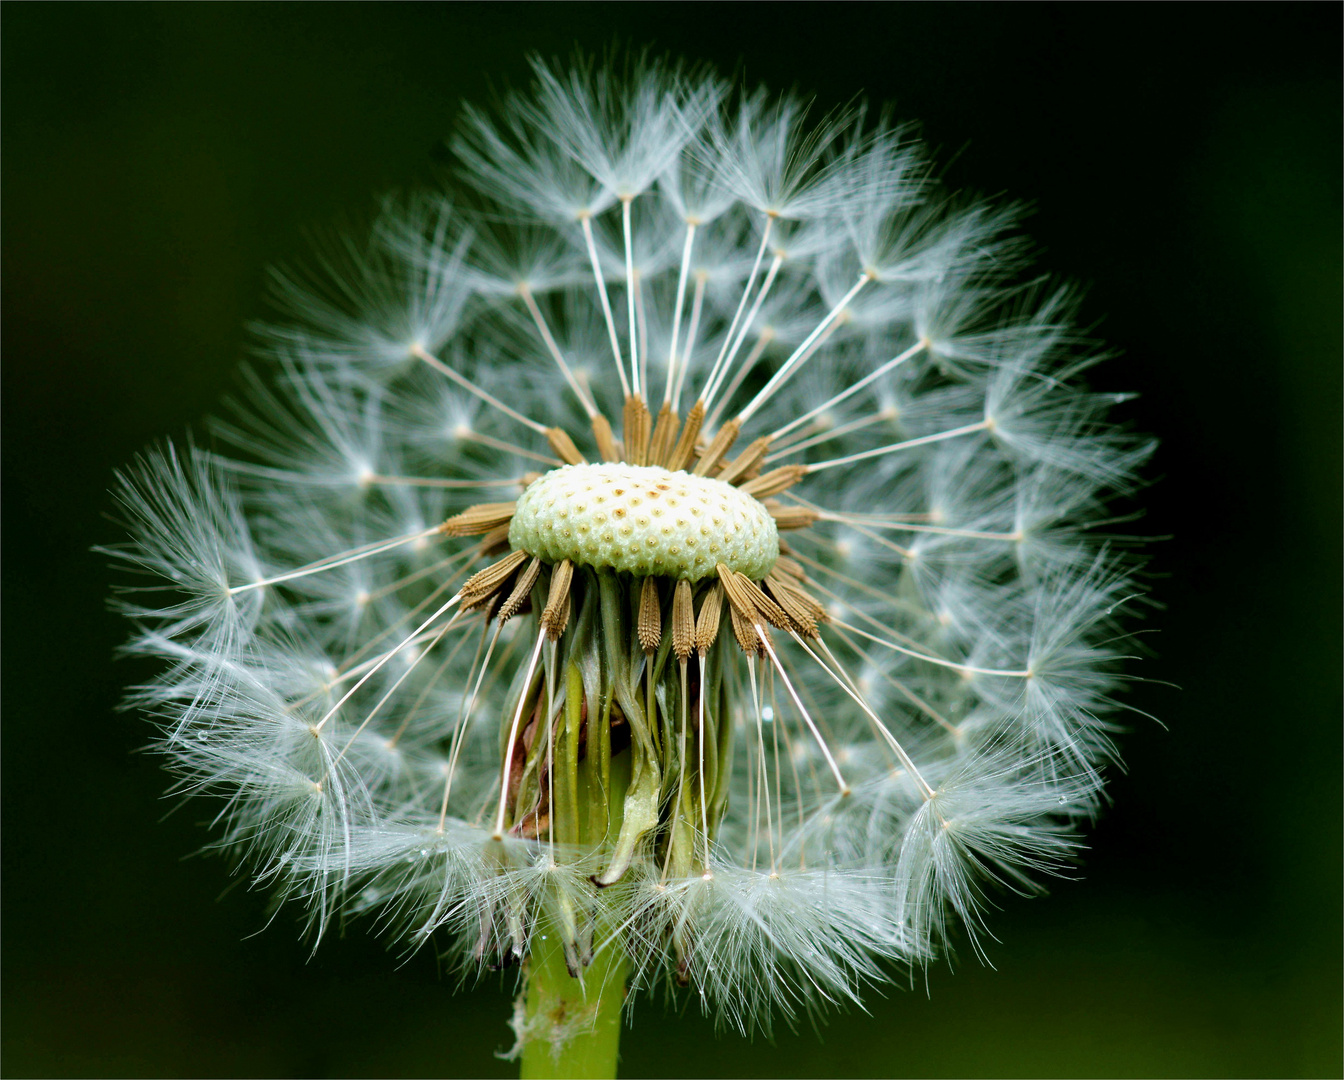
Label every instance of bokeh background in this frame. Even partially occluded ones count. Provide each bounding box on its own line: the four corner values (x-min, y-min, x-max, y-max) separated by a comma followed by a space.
4, 5, 1340, 1077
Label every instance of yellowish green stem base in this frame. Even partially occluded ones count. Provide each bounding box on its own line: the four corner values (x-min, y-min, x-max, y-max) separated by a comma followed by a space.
518, 927, 626, 1079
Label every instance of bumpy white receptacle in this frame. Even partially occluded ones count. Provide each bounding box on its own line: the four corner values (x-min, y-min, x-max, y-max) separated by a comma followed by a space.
509, 463, 779, 581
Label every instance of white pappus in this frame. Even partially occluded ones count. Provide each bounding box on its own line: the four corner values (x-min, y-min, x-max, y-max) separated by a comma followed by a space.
107, 51, 1153, 1051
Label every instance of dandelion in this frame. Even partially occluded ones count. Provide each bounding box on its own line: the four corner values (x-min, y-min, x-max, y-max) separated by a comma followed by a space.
108, 52, 1151, 1078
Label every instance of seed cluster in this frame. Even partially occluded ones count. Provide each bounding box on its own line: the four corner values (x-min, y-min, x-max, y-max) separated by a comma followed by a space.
110, 52, 1151, 1044
509, 462, 779, 581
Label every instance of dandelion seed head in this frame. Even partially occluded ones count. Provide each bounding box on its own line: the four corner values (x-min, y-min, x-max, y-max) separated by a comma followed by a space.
108, 50, 1154, 1040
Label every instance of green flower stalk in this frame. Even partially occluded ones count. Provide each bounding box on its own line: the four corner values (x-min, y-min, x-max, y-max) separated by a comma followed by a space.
108, 51, 1151, 1077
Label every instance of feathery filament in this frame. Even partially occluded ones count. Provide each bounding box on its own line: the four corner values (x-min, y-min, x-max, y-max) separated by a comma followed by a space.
108, 51, 1151, 1050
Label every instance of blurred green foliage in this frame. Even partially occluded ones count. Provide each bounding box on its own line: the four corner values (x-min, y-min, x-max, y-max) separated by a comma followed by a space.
3, 5, 1339, 1077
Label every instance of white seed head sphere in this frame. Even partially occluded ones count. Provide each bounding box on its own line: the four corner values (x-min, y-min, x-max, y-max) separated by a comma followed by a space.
509, 463, 779, 580
107, 49, 1156, 1052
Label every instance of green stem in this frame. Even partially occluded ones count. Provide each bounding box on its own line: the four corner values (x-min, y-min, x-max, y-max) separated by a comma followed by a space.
519, 926, 626, 1079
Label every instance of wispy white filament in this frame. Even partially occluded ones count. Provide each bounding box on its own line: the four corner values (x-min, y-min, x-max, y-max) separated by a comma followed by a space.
228, 526, 443, 596
738, 272, 873, 423
579, 215, 631, 399
109, 52, 1150, 1034
799, 419, 992, 471
769, 338, 927, 442
663, 222, 697, 405
518, 285, 599, 417
696, 216, 774, 407
412, 344, 550, 435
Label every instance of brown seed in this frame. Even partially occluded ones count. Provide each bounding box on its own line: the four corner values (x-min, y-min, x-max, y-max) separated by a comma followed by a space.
763, 573, 825, 637
671, 578, 695, 661
664, 400, 705, 473
540, 559, 574, 638
739, 465, 808, 499
648, 402, 679, 469
692, 418, 742, 477
762, 501, 819, 531
622, 395, 652, 467
591, 413, 620, 463
497, 557, 542, 623
545, 427, 586, 466
637, 576, 662, 654
729, 604, 762, 655
717, 564, 790, 631
716, 436, 772, 486
440, 501, 518, 537
459, 549, 530, 609
694, 582, 724, 655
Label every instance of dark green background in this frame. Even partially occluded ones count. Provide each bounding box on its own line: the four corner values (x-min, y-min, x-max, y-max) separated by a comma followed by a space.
4, 5, 1340, 1077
